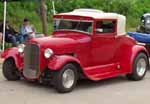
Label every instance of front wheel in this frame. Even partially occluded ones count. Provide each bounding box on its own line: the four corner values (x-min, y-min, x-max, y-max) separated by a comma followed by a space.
53, 64, 78, 93
2, 58, 20, 81
127, 53, 149, 81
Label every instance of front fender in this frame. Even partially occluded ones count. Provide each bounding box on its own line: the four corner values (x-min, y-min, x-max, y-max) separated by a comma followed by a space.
1, 47, 23, 69
48, 55, 81, 70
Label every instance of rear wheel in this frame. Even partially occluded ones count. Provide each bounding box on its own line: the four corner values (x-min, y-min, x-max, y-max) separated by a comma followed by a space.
127, 53, 148, 81
53, 64, 78, 93
2, 58, 20, 81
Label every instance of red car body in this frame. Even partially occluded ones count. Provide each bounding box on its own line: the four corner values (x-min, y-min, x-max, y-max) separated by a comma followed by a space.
1, 9, 149, 92
1, 31, 148, 80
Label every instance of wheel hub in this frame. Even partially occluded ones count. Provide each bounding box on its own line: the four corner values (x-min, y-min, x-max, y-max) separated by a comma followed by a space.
137, 58, 146, 76
62, 69, 75, 89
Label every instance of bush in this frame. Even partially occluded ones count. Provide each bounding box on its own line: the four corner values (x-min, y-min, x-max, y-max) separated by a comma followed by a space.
0, 0, 150, 33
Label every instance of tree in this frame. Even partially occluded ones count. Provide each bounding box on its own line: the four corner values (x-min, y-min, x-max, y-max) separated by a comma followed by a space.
40, 0, 48, 35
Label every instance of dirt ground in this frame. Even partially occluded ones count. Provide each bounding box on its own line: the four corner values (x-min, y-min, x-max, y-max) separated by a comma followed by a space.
0, 65, 150, 104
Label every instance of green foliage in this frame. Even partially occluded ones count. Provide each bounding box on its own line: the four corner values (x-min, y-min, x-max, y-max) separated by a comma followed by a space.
0, 0, 150, 33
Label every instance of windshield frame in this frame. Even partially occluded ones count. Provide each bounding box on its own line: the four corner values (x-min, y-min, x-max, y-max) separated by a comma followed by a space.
54, 19, 94, 35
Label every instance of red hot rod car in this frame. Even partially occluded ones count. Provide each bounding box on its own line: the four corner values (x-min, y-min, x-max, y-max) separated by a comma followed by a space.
1, 9, 149, 93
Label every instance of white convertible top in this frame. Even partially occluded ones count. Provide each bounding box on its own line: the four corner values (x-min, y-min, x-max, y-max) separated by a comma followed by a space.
56, 9, 126, 35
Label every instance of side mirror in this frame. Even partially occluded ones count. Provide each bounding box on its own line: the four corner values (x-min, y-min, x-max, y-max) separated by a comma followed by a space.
96, 28, 103, 33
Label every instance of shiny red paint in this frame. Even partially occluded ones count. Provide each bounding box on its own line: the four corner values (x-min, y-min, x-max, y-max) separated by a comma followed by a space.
48, 55, 81, 70
1, 14, 149, 81
1, 47, 23, 69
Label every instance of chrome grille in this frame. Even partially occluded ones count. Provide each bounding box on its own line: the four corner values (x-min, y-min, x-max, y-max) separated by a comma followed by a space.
23, 44, 40, 79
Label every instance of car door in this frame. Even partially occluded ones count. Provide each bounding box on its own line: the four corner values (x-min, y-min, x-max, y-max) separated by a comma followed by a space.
91, 19, 117, 66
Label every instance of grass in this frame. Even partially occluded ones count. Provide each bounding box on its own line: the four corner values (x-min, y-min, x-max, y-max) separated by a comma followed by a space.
0, 2, 53, 35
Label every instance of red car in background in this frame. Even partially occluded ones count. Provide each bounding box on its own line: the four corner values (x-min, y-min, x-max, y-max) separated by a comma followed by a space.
1, 9, 149, 93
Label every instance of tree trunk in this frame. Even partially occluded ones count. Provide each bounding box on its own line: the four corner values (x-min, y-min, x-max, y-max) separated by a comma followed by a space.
40, 0, 48, 35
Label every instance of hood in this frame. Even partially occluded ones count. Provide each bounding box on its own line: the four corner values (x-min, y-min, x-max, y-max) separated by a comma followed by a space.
29, 33, 91, 55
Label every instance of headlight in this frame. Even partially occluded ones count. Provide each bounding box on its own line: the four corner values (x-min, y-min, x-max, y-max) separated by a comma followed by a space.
44, 48, 54, 58
18, 44, 25, 53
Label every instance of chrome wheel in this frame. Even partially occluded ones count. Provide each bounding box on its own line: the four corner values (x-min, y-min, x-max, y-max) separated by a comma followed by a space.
126, 53, 148, 81
136, 58, 146, 77
54, 64, 77, 93
62, 69, 75, 89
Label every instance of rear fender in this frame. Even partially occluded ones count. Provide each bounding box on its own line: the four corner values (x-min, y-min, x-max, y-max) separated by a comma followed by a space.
1, 47, 23, 69
48, 55, 81, 70
115, 44, 148, 74
129, 45, 149, 73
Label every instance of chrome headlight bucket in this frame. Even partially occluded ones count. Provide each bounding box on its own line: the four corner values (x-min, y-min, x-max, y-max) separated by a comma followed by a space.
44, 48, 54, 58
18, 44, 26, 53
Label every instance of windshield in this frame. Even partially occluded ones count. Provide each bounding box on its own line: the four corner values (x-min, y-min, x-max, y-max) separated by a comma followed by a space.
54, 19, 93, 34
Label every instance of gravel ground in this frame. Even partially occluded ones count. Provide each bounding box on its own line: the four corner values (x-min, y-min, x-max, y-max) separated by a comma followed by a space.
0, 65, 150, 104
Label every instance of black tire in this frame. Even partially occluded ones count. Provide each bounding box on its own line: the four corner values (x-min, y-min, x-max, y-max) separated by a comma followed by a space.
2, 58, 20, 81
53, 64, 78, 93
126, 53, 148, 81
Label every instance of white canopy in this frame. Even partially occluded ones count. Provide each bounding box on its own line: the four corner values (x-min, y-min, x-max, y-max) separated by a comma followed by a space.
57, 9, 126, 36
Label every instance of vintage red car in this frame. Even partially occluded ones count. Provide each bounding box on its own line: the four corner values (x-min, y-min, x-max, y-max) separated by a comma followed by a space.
1, 9, 149, 93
